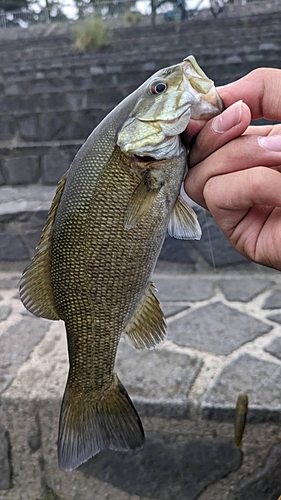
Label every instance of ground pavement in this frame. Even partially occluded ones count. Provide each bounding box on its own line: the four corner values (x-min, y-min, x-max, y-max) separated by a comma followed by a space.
0, 261, 281, 500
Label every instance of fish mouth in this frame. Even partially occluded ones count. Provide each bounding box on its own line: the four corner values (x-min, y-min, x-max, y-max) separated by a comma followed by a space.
133, 154, 156, 163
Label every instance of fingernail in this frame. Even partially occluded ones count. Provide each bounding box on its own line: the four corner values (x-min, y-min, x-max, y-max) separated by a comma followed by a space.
212, 100, 243, 133
258, 135, 281, 152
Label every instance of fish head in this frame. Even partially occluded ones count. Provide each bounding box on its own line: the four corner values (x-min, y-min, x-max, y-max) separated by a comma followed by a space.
117, 55, 223, 160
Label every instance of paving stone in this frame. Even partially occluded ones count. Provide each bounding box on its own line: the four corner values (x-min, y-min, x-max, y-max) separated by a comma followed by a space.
116, 339, 202, 417
39, 112, 64, 140
161, 303, 189, 318
0, 426, 12, 489
159, 235, 196, 263
262, 289, 281, 309
218, 278, 273, 302
202, 353, 281, 422
0, 305, 11, 321
2, 156, 40, 185
0, 317, 50, 393
0, 164, 4, 185
267, 312, 281, 324
264, 337, 281, 361
41, 150, 70, 184
155, 276, 215, 302
18, 116, 40, 141
193, 209, 247, 266
234, 444, 281, 500
81, 434, 242, 500
168, 302, 271, 355
225, 55, 243, 64
0, 233, 29, 260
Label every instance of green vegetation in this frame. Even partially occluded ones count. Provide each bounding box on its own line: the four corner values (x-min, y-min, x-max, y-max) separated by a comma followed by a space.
123, 10, 143, 26
72, 16, 111, 51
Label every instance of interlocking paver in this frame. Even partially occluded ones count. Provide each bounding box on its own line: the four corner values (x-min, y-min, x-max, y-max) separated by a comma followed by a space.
168, 302, 272, 355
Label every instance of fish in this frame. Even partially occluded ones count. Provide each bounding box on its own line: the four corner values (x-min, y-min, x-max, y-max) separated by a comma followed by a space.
234, 393, 249, 448
19, 55, 223, 472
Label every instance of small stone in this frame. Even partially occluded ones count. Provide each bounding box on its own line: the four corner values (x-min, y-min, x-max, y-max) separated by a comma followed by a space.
2, 156, 40, 185
218, 278, 273, 302
225, 55, 243, 64
90, 66, 104, 75
116, 339, 202, 417
168, 302, 271, 355
18, 117, 40, 141
41, 151, 70, 184
0, 426, 12, 489
0, 233, 29, 261
155, 276, 215, 302
264, 337, 281, 361
267, 313, 281, 324
234, 444, 281, 499
0, 305, 11, 322
259, 43, 278, 51
39, 113, 64, 141
81, 434, 242, 500
161, 303, 189, 318
262, 289, 281, 309
202, 353, 281, 422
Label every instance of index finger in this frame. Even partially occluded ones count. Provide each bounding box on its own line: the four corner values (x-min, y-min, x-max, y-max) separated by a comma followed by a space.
219, 68, 281, 121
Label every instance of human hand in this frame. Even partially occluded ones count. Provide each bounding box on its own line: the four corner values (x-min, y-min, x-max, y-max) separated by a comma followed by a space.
184, 68, 281, 271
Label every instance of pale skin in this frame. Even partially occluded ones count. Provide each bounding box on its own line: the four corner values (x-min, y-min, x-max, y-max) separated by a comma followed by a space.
184, 68, 281, 271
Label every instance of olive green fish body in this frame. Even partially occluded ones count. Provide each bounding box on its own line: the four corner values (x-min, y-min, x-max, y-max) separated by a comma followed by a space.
20, 56, 223, 471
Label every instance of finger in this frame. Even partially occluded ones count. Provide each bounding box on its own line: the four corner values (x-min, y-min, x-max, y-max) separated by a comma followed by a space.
218, 68, 281, 121
203, 167, 281, 260
244, 123, 281, 136
185, 134, 281, 208
189, 101, 251, 167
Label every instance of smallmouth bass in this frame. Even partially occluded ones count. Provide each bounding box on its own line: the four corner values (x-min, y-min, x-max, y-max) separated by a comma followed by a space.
20, 56, 223, 471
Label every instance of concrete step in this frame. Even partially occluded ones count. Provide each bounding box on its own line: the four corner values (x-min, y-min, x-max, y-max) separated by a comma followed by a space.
0, 16, 280, 70
0, 182, 248, 267
1, 40, 281, 91
0, 106, 112, 143
0, 141, 83, 186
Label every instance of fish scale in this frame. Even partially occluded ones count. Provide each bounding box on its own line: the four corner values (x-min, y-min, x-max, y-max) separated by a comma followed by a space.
19, 55, 223, 471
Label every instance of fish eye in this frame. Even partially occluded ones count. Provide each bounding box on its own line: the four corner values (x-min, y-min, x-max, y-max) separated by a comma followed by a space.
150, 81, 168, 95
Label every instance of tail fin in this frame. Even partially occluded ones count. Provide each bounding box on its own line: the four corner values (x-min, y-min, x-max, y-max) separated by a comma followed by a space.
58, 374, 145, 472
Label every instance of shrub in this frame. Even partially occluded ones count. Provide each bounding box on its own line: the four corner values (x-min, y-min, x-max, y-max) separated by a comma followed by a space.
123, 10, 143, 26
72, 16, 111, 51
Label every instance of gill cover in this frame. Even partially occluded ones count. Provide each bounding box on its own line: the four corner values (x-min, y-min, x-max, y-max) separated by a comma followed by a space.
117, 55, 223, 160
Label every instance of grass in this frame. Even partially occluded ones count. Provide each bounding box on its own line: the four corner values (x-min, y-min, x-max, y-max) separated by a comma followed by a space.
72, 16, 111, 51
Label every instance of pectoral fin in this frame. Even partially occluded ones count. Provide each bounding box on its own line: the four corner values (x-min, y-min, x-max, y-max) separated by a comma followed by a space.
124, 282, 166, 349
125, 170, 165, 230
168, 195, 202, 240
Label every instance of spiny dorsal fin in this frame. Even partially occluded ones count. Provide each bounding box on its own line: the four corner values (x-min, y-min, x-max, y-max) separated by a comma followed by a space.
19, 172, 68, 320
168, 195, 202, 240
124, 282, 166, 349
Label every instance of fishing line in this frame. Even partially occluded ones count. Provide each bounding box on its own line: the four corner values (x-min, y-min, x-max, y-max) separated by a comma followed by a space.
204, 209, 217, 273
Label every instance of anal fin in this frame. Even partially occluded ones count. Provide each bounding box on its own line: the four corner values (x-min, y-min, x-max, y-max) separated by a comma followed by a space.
168, 195, 202, 240
124, 282, 166, 349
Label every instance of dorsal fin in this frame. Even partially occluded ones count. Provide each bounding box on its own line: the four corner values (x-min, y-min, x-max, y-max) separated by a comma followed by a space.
19, 172, 68, 320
